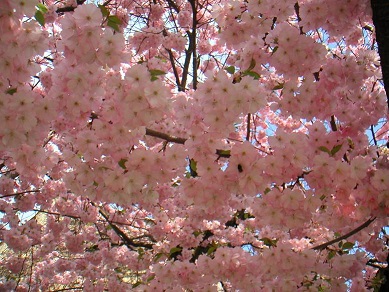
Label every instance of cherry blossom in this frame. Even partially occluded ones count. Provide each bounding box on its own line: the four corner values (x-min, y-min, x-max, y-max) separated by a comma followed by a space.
0, 0, 388, 291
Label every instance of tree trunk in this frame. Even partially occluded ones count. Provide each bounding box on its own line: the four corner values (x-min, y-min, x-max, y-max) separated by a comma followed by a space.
371, 0, 389, 111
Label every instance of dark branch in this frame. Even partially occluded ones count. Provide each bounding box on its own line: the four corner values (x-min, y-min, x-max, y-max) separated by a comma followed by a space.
312, 217, 376, 250
145, 128, 187, 144
95, 204, 154, 250
371, 0, 389, 111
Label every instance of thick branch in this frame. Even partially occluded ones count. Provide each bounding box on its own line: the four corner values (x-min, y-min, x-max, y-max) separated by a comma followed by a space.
145, 128, 187, 144
371, 0, 389, 110
189, 0, 198, 90
312, 217, 376, 250
180, 36, 193, 91
246, 113, 251, 141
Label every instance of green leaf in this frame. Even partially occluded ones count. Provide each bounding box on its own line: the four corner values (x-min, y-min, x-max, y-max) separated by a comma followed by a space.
154, 252, 165, 262
169, 246, 182, 255
193, 230, 202, 237
137, 247, 145, 259
5, 88, 17, 95
261, 237, 277, 247
330, 144, 343, 156
264, 187, 271, 194
107, 21, 120, 32
244, 71, 261, 80
272, 46, 279, 55
108, 15, 121, 24
146, 275, 155, 282
98, 4, 109, 17
149, 69, 166, 77
216, 149, 231, 157
327, 250, 336, 260
319, 194, 326, 201
225, 66, 235, 74
35, 10, 45, 26
207, 245, 217, 255
342, 242, 354, 250
107, 16, 121, 32
93, 181, 98, 187
36, 3, 48, 13
132, 282, 142, 288
189, 159, 197, 172
272, 82, 284, 90
318, 146, 330, 154
247, 58, 256, 71
118, 158, 127, 169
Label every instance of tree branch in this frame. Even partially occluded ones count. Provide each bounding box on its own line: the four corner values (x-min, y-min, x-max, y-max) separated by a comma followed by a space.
94, 204, 154, 250
165, 0, 180, 13
145, 128, 187, 144
312, 217, 376, 250
1, 189, 40, 199
189, 0, 198, 90
246, 113, 251, 141
371, 0, 389, 111
165, 48, 181, 88
56, 0, 86, 14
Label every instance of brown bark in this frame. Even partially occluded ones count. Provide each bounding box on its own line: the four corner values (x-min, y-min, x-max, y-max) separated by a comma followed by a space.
371, 0, 389, 111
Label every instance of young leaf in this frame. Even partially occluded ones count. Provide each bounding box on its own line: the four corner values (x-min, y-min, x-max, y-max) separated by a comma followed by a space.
107, 16, 121, 32
261, 237, 277, 247
98, 4, 109, 18
327, 250, 336, 260
35, 10, 45, 26
193, 230, 202, 237
169, 246, 182, 255
225, 66, 235, 74
318, 146, 330, 154
330, 144, 343, 156
132, 282, 142, 288
189, 161, 198, 177
149, 69, 166, 77
207, 245, 217, 255
272, 82, 284, 90
342, 242, 354, 250
108, 15, 122, 24
6, 88, 17, 95
244, 71, 261, 79
216, 149, 231, 157
118, 158, 127, 169
153, 252, 165, 262
247, 58, 256, 71
36, 3, 48, 13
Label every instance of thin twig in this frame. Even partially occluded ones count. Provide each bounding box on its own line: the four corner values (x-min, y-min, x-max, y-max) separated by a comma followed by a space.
1, 190, 40, 199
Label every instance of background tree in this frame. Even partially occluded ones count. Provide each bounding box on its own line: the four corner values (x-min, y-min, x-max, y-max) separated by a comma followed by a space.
0, 0, 388, 291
